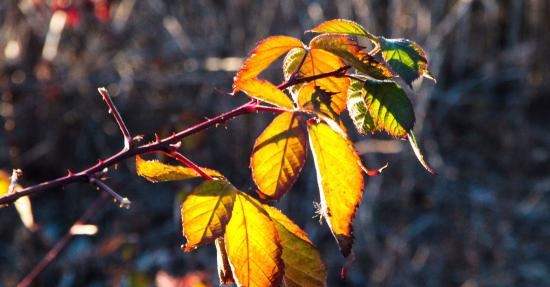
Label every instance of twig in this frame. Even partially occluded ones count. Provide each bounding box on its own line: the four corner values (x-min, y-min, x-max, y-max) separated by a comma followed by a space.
8, 169, 23, 195
16, 193, 109, 287
163, 150, 213, 180
0, 65, 349, 206
97, 87, 132, 150
89, 177, 131, 209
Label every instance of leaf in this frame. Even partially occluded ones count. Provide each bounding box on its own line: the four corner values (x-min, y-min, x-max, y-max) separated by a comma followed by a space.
307, 19, 378, 43
307, 122, 364, 257
181, 179, 237, 251
215, 238, 235, 285
263, 205, 327, 287
234, 78, 295, 109
297, 49, 350, 115
347, 79, 378, 134
224, 192, 284, 287
309, 34, 393, 79
234, 36, 304, 82
363, 79, 415, 139
282, 48, 307, 98
408, 131, 435, 174
0, 171, 37, 231
379, 37, 435, 87
251, 112, 307, 200
135, 156, 222, 182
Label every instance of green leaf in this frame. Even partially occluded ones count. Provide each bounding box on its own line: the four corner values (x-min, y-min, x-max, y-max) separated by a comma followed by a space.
379, 37, 435, 87
408, 131, 435, 174
307, 19, 378, 43
363, 79, 415, 139
309, 34, 392, 80
346, 79, 378, 134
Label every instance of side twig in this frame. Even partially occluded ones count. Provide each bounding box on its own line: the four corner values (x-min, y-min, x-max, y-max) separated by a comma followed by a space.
97, 87, 132, 150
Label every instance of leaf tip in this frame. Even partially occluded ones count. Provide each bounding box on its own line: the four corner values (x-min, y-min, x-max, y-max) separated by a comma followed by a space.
335, 234, 354, 257
407, 131, 436, 174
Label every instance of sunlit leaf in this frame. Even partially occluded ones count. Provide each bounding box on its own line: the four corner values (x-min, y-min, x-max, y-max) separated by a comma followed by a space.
0, 171, 36, 231
307, 122, 364, 256
307, 19, 378, 43
251, 112, 307, 200
263, 205, 327, 287
379, 37, 435, 87
363, 79, 415, 139
135, 156, 222, 182
234, 78, 295, 109
282, 48, 307, 98
215, 238, 235, 285
181, 179, 236, 251
225, 192, 284, 287
234, 36, 304, 82
309, 34, 392, 79
347, 79, 378, 134
408, 131, 435, 174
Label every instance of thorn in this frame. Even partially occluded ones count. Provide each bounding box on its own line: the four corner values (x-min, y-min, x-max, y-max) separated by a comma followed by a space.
132, 135, 144, 143
363, 163, 388, 176
155, 133, 161, 143
67, 169, 74, 176
169, 141, 182, 150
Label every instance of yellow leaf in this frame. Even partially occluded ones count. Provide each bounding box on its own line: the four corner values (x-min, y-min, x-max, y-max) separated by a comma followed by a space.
234, 78, 295, 109
234, 36, 304, 82
181, 179, 237, 251
135, 156, 222, 182
307, 122, 364, 257
263, 205, 327, 287
251, 112, 307, 200
307, 19, 378, 43
0, 171, 37, 231
225, 192, 283, 287
215, 238, 235, 285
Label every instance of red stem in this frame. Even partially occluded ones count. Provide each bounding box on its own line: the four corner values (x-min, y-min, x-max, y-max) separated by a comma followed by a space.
163, 151, 213, 180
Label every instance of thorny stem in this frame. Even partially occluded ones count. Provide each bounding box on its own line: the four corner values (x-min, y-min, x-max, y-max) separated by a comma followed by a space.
16, 193, 109, 287
0, 65, 348, 206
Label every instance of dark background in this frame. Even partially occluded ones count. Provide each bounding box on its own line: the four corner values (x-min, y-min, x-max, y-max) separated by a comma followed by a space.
1, 0, 548, 286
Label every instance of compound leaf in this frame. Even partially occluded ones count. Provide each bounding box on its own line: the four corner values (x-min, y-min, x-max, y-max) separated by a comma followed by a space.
263, 205, 327, 287
307, 122, 364, 257
307, 19, 378, 43
379, 37, 435, 87
181, 179, 237, 251
309, 34, 392, 79
363, 79, 415, 139
225, 192, 284, 287
252, 112, 307, 200
135, 155, 222, 182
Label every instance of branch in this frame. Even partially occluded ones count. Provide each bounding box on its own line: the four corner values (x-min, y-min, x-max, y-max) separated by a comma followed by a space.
17, 193, 109, 287
163, 150, 213, 180
277, 65, 350, 90
89, 177, 131, 208
97, 87, 132, 150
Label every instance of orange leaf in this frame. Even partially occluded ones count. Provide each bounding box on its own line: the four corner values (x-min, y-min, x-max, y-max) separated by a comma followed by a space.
307, 122, 364, 257
309, 34, 393, 79
224, 192, 283, 287
263, 205, 327, 287
181, 179, 236, 251
251, 112, 307, 200
234, 36, 304, 83
234, 78, 295, 109
136, 156, 222, 182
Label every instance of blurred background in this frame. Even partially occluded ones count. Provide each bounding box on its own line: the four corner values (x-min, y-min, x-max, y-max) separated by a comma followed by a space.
1, 0, 549, 286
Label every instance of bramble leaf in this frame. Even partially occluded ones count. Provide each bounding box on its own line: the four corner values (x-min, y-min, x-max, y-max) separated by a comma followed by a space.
307, 122, 364, 257
135, 156, 221, 182
347, 79, 378, 134
181, 179, 236, 251
379, 37, 435, 87
225, 191, 284, 287
282, 48, 307, 98
362, 79, 415, 139
309, 34, 392, 79
251, 112, 307, 200
215, 238, 235, 285
263, 205, 327, 287
408, 131, 435, 174
234, 78, 295, 109
307, 19, 378, 43
234, 36, 304, 82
